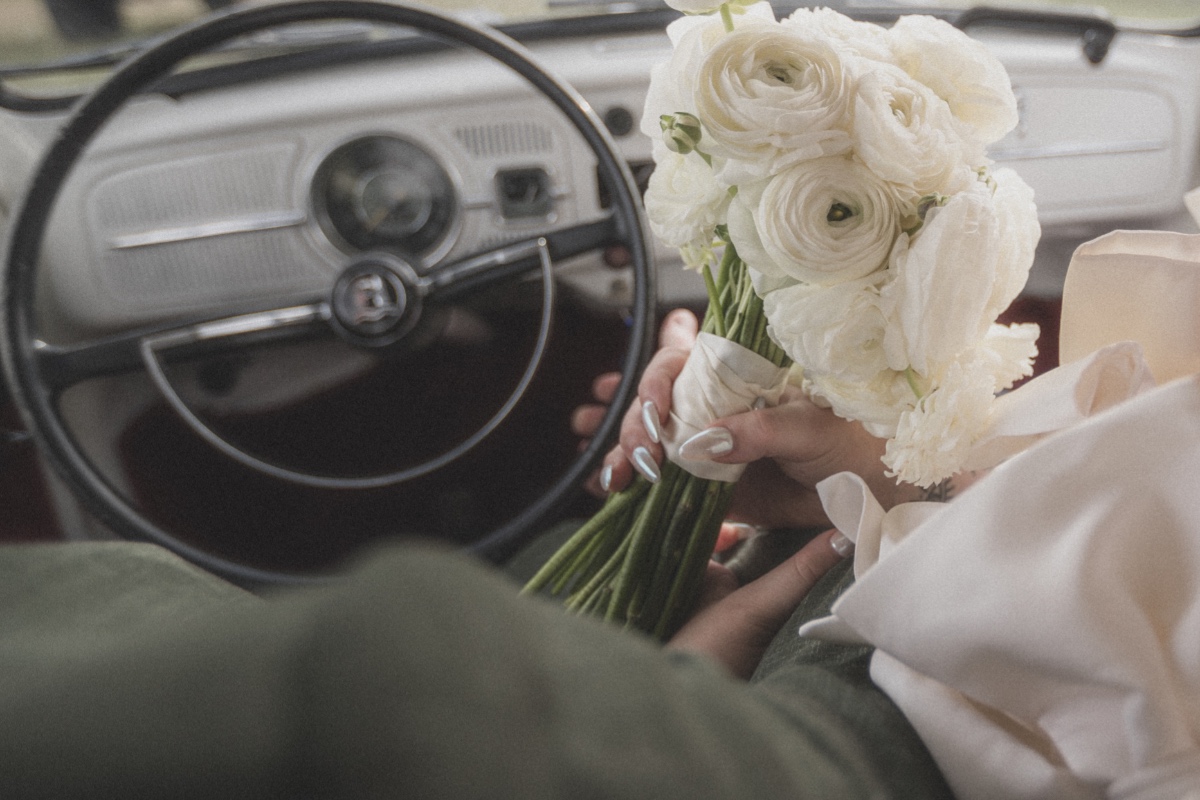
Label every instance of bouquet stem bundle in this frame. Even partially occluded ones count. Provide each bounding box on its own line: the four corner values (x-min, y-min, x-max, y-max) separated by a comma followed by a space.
523, 241, 788, 639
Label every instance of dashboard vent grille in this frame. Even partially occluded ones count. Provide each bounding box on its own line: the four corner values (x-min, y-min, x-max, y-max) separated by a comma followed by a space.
454, 122, 553, 158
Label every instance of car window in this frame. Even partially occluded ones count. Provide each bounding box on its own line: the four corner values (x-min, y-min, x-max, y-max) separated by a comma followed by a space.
4, 0, 1198, 72
1, 0, 1198, 104
888, 0, 1200, 26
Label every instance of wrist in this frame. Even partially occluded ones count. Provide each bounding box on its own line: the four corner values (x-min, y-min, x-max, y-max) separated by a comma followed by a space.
888, 469, 988, 507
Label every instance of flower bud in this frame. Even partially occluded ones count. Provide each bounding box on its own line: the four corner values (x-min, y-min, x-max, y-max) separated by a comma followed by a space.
916, 193, 948, 222
660, 112, 703, 155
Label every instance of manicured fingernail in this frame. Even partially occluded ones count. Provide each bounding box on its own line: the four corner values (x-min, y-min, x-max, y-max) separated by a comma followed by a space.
752, 396, 767, 410
678, 427, 733, 460
599, 463, 613, 493
631, 446, 660, 483
830, 531, 854, 558
641, 400, 662, 444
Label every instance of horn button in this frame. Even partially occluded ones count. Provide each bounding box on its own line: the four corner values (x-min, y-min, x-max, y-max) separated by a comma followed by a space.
330, 253, 423, 346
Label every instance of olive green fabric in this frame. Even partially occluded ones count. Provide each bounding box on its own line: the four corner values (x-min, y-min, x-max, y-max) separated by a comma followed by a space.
0, 539, 953, 799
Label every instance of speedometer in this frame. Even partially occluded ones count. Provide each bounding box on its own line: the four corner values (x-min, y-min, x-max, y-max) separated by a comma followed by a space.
312, 135, 458, 259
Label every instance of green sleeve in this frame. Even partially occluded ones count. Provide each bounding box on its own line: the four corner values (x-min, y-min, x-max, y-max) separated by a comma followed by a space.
0, 540, 952, 799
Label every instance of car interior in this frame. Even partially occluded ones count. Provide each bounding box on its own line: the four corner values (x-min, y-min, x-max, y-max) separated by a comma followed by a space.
2, 0, 1199, 587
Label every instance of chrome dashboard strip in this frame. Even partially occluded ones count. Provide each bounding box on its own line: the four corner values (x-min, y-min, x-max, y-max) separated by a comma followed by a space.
992, 138, 1169, 161
109, 210, 308, 250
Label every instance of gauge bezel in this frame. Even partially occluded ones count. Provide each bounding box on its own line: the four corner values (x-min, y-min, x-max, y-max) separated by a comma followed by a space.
309, 132, 463, 265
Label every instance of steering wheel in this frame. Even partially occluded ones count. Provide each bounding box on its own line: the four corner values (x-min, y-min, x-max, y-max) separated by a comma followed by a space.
1, 0, 655, 585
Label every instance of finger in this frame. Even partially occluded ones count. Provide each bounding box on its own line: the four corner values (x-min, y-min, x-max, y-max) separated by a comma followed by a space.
668, 529, 852, 679
570, 404, 608, 439
634, 309, 698, 426
684, 396, 883, 474
591, 371, 622, 405
724, 528, 851, 630
617, 390, 664, 484
712, 397, 837, 465
657, 307, 699, 350
635, 345, 691, 432
598, 445, 635, 494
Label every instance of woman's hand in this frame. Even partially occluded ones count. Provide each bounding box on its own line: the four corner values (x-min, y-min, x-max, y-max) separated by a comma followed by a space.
572, 308, 699, 496
667, 528, 853, 679
575, 308, 910, 530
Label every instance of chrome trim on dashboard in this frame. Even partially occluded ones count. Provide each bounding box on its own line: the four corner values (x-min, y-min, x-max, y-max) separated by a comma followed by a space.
108, 210, 308, 250
992, 138, 1170, 161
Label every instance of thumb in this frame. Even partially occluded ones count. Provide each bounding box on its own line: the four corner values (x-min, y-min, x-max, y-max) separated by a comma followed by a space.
682, 396, 886, 482
669, 529, 853, 679
658, 307, 699, 350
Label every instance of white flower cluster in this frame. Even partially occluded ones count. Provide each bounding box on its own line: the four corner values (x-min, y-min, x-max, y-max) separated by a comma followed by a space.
643, 1, 1041, 487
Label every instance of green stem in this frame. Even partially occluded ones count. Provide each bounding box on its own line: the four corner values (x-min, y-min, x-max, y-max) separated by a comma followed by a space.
701, 264, 726, 339
522, 479, 649, 595
606, 473, 676, 622
625, 465, 691, 626
719, 3, 734, 32
567, 533, 631, 612
654, 480, 735, 638
636, 474, 708, 628
904, 366, 924, 399
553, 500, 629, 595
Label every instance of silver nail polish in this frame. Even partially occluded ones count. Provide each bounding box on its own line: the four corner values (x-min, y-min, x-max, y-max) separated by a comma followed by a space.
641, 400, 662, 444
631, 446, 661, 483
830, 531, 855, 558
599, 464, 613, 493
752, 396, 767, 410
678, 427, 734, 460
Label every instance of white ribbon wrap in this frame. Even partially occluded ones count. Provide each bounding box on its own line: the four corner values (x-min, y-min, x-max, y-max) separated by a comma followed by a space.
661, 332, 790, 482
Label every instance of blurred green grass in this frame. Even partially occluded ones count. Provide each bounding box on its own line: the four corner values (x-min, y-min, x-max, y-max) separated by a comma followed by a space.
0, 0, 204, 67
0, 0, 1197, 72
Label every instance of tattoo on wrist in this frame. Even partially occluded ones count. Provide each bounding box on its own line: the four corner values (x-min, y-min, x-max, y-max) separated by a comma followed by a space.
919, 479, 955, 503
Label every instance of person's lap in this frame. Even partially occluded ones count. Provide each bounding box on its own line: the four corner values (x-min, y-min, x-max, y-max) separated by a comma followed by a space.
0, 537, 952, 799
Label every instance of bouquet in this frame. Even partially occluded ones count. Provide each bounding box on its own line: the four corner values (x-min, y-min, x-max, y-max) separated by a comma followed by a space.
524, 0, 1040, 638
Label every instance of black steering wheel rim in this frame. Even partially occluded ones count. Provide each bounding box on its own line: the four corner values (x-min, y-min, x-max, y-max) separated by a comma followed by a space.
1, 0, 656, 584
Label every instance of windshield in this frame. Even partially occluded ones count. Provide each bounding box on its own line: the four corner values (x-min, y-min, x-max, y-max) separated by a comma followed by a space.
2, 0, 1198, 75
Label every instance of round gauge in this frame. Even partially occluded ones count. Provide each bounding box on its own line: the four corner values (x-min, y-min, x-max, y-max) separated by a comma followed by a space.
312, 135, 457, 258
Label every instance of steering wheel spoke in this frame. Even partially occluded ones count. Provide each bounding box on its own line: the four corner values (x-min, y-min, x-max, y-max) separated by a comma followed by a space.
423, 216, 619, 302
34, 301, 333, 393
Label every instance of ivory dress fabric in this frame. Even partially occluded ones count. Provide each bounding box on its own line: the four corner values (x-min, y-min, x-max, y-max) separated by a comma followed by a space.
800, 229, 1200, 800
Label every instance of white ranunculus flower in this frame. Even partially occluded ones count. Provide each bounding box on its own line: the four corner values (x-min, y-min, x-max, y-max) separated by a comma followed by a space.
641, 19, 723, 142
644, 147, 730, 268
728, 156, 904, 286
984, 167, 1040, 321
782, 7, 895, 64
888, 15, 1018, 146
852, 64, 983, 198
746, 265, 796, 297
883, 352, 997, 487
979, 322, 1039, 391
640, 4, 777, 144
694, 22, 854, 180
881, 179, 1003, 376
762, 275, 890, 384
